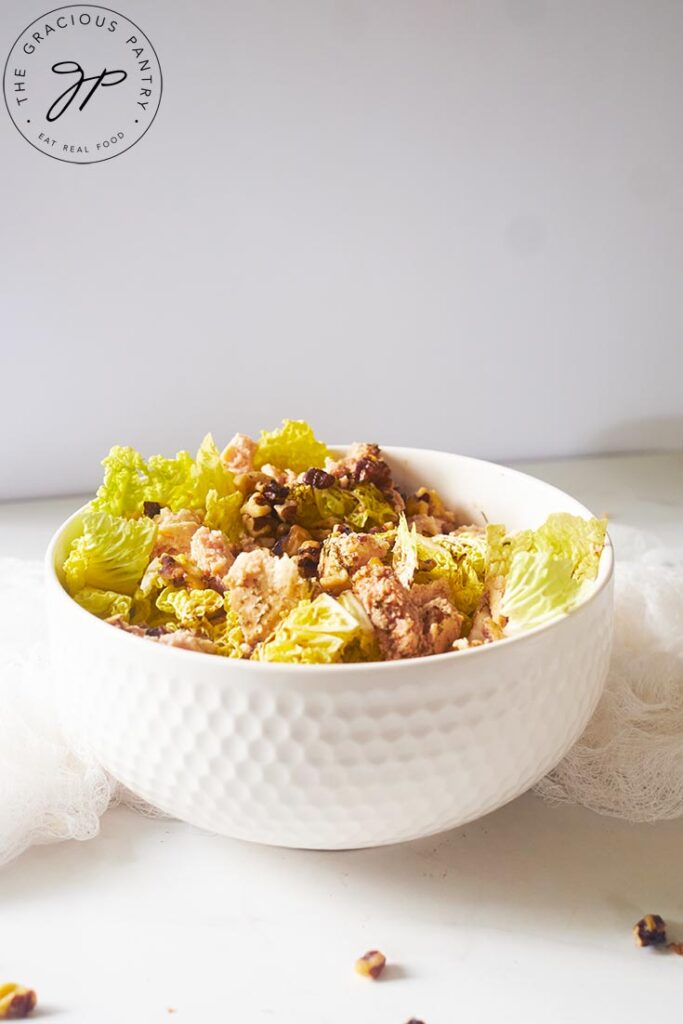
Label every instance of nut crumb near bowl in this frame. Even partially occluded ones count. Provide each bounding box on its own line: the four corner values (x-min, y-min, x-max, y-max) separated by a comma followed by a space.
354, 950, 387, 979
0, 983, 37, 1019
633, 914, 667, 947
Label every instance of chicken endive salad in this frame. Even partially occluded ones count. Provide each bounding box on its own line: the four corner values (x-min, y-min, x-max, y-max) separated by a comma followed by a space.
61, 421, 607, 663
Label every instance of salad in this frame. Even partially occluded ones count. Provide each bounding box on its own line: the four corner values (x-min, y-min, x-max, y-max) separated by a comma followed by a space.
61, 420, 607, 663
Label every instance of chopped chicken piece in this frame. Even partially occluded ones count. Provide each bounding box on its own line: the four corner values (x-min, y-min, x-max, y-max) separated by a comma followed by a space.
152, 507, 202, 557
190, 526, 235, 579
486, 574, 506, 622
226, 548, 308, 646
408, 513, 456, 537
468, 579, 507, 645
155, 630, 217, 654
411, 580, 464, 653
318, 528, 390, 594
351, 562, 424, 660
107, 615, 147, 636
222, 432, 257, 474
406, 487, 460, 534
410, 579, 452, 607
107, 615, 217, 654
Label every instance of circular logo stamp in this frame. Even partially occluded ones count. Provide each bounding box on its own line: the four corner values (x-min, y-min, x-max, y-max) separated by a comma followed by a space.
3, 4, 162, 164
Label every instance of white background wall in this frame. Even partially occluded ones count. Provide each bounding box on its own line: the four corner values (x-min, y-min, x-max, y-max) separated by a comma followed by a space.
1, 0, 682, 500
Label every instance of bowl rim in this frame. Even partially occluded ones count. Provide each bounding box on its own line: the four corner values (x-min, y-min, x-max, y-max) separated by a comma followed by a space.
45, 445, 614, 675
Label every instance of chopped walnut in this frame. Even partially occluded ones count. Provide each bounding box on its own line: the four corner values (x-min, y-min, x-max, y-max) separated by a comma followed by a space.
326, 443, 393, 492
354, 950, 386, 979
158, 553, 188, 587
293, 540, 322, 579
0, 983, 37, 1019
302, 467, 335, 489
406, 487, 460, 534
273, 525, 313, 557
633, 914, 667, 947
261, 479, 290, 506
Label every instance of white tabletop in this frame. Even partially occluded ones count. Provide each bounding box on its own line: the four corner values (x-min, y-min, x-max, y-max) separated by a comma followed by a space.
2, 452, 683, 1024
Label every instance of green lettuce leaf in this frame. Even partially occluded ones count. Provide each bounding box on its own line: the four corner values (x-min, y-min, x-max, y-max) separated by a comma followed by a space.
204, 489, 243, 542
347, 484, 398, 529
336, 590, 380, 661
501, 552, 584, 632
287, 483, 357, 531
494, 514, 607, 632
155, 585, 225, 627
72, 586, 133, 620
255, 593, 364, 664
64, 512, 157, 596
286, 482, 396, 533
409, 530, 487, 618
206, 607, 247, 658
90, 446, 146, 517
191, 433, 236, 506
145, 451, 196, 511
90, 435, 237, 518
392, 513, 419, 586
254, 420, 331, 473
533, 513, 607, 582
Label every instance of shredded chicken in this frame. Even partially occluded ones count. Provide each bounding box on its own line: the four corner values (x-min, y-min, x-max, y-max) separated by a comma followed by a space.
222, 432, 257, 474
152, 507, 202, 557
411, 580, 464, 653
468, 578, 507, 645
351, 562, 424, 660
407, 513, 455, 537
318, 528, 390, 594
226, 548, 308, 646
190, 526, 235, 579
107, 615, 217, 653
155, 630, 217, 654
107, 615, 146, 636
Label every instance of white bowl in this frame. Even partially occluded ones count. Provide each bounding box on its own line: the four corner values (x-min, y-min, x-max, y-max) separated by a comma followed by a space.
45, 448, 614, 850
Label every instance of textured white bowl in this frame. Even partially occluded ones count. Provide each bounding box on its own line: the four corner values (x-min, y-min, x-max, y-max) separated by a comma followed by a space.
45, 448, 613, 850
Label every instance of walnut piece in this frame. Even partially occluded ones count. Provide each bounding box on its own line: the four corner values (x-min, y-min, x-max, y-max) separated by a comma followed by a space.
0, 983, 37, 1019
633, 914, 667, 947
354, 950, 386, 979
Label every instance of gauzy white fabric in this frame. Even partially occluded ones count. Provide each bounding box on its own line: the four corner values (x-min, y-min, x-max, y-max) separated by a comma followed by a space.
534, 525, 683, 819
1, 526, 682, 867
0, 559, 161, 868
